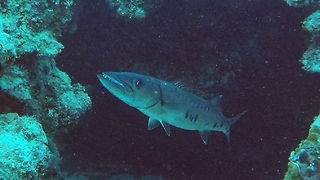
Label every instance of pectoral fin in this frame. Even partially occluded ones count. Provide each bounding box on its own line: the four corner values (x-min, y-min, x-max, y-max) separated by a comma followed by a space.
160, 121, 171, 136
148, 118, 171, 136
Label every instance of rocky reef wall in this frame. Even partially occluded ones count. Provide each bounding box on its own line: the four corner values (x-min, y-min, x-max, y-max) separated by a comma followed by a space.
0, 0, 91, 178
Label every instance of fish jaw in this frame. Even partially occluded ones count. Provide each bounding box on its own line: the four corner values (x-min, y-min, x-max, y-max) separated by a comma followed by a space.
97, 72, 134, 105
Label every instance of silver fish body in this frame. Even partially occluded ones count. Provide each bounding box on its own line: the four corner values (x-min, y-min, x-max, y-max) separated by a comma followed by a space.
97, 72, 246, 145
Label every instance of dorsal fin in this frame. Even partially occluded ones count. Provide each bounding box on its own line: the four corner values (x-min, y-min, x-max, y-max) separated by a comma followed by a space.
209, 95, 223, 110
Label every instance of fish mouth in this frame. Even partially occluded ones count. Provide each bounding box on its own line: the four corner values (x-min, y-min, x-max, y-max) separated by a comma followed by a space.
102, 73, 125, 88
97, 72, 133, 93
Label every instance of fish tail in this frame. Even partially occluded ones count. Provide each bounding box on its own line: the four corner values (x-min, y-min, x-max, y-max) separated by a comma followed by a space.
229, 110, 248, 126
226, 110, 248, 146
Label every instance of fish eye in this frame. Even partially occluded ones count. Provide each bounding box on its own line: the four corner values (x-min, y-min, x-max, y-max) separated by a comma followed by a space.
135, 79, 143, 88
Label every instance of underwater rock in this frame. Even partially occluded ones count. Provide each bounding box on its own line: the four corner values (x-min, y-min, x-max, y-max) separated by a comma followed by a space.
299, 10, 320, 73
300, 10, 320, 73
0, 65, 32, 101
303, 10, 320, 33
105, 0, 165, 20
0, 0, 91, 128
0, 57, 92, 128
0, 0, 91, 178
0, 113, 54, 179
284, 114, 320, 180
300, 42, 320, 73
0, 0, 77, 65
285, 0, 320, 7
31, 57, 92, 128
285, 1, 320, 73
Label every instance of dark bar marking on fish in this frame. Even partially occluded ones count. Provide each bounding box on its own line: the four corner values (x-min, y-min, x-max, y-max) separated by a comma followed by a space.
185, 111, 189, 119
194, 114, 198, 122
158, 84, 164, 107
214, 123, 217, 128
189, 115, 194, 122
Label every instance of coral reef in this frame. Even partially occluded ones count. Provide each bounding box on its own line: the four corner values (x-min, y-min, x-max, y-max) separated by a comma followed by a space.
107, 0, 146, 19
285, 0, 320, 7
299, 10, 320, 73
285, 2, 320, 73
0, 113, 53, 179
300, 42, 320, 73
31, 57, 92, 128
303, 10, 320, 33
0, 0, 91, 178
284, 2, 320, 177
0, 0, 91, 127
284, 114, 320, 180
277, 2, 320, 180
0, 0, 76, 64
105, 0, 165, 20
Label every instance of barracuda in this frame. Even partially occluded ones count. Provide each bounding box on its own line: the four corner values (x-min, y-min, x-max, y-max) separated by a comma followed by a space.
97, 72, 247, 145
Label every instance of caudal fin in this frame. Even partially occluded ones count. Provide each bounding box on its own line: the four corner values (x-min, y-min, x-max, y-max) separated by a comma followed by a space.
229, 110, 248, 125
225, 110, 248, 146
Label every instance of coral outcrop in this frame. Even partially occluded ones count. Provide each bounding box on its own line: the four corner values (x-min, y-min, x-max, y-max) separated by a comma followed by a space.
285, 0, 320, 7
0, 0, 91, 178
300, 10, 320, 73
0, 113, 53, 179
285, 1, 320, 73
284, 114, 320, 180
0, 0, 91, 127
282, 2, 320, 179
105, 0, 165, 20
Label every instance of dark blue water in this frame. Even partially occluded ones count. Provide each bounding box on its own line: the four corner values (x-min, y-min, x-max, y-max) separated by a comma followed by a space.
56, 0, 320, 179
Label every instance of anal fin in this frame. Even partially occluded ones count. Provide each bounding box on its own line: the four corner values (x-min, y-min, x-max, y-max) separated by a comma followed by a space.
199, 131, 211, 145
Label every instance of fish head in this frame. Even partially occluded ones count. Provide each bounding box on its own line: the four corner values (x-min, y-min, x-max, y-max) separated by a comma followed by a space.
97, 72, 161, 108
